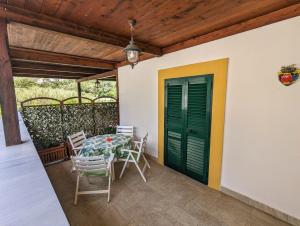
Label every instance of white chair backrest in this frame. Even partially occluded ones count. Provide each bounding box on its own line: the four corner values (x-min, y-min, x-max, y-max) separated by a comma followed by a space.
71, 155, 107, 174
68, 131, 86, 150
116, 125, 134, 137
136, 133, 148, 162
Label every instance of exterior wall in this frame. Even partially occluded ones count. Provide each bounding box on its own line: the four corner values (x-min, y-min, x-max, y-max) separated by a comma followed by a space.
118, 16, 300, 219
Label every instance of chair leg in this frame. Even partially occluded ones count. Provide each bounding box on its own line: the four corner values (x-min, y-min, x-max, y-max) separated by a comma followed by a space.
107, 173, 111, 203
142, 162, 147, 174
143, 154, 150, 168
74, 175, 80, 205
132, 156, 147, 183
111, 162, 115, 182
119, 155, 130, 179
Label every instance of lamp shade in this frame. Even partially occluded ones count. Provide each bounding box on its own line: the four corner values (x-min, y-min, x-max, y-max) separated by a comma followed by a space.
124, 40, 141, 65
127, 50, 139, 63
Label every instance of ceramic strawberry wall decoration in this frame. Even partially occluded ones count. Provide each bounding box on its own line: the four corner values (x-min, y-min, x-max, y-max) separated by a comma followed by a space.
278, 64, 299, 86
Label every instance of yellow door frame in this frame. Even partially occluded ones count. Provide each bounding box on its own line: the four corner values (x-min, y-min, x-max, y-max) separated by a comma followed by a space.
158, 58, 228, 190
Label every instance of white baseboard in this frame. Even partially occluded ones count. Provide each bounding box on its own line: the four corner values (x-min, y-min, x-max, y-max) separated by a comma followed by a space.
221, 186, 300, 226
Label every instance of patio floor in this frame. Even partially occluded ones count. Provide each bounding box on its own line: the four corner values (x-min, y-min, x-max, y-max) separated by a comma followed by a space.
46, 159, 291, 226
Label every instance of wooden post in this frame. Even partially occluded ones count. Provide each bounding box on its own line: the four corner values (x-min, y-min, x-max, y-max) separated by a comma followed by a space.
115, 70, 120, 124
0, 19, 22, 146
77, 82, 82, 104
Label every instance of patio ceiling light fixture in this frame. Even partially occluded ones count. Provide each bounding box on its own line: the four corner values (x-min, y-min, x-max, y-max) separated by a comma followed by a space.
95, 79, 100, 89
124, 19, 141, 69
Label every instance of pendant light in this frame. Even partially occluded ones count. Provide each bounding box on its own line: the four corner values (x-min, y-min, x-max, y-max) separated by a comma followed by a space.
95, 79, 100, 89
124, 19, 141, 69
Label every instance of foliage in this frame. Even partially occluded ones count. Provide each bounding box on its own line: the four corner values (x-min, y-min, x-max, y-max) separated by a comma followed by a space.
280, 64, 297, 73
22, 99, 118, 150
14, 77, 116, 108
10, 77, 118, 150
22, 105, 64, 149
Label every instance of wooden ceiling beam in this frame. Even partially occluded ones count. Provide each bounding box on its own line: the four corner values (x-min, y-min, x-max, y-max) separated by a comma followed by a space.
11, 61, 107, 74
98, 77, 117, 81
10, 47, 115, 69
0, 3, 162, 56
12, 68, 93, 78
163, 3, 300, 54
77, 70, 118, 83
13, 73, 81, 80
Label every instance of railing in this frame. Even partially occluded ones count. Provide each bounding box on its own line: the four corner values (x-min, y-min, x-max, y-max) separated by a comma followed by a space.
21, 96, 119, 153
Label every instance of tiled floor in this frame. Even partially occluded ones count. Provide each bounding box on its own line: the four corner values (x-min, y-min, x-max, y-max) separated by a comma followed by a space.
46, 159, 291, 226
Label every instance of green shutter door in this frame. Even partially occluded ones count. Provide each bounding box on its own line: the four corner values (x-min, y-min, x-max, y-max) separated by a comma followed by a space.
185, 76, 212, 184
165, 75, 212, 184
164, 79, 184, 171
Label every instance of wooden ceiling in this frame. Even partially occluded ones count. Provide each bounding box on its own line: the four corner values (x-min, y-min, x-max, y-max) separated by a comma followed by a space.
0, 0, 300, 79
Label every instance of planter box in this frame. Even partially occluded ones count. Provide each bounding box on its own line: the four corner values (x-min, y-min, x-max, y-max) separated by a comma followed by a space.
38, 144, 67, 166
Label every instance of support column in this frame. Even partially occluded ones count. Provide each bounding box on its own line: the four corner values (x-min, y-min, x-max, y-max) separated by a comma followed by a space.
115, 71, 120, 124
0, 19, 22, 146
77, 82, 82, 104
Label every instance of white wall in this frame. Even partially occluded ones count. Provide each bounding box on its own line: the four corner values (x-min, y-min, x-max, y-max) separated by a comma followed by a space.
118, 16, 300, 219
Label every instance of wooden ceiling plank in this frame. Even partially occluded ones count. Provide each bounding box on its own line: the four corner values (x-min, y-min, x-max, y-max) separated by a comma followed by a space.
41, 0, 62, 16
163, 3, 300, 54
10, 47, 116, 69
0, 3, 162, 55
138, 0, 298, 46
8, 22, 124, 61
7, 0, 25, 8
24, 0, 44, 13
77, 69, 118, 83
11, 61, 106, 74
118, 2, 300, 67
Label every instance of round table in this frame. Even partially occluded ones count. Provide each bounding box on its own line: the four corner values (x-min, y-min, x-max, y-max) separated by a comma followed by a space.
80, 134, 132, 158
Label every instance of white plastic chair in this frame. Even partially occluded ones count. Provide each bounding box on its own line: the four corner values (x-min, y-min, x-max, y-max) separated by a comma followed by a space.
71, 153, 114, 204
116, 125, 134, 137
119, 133, 150, 182
68, 131, 86, 156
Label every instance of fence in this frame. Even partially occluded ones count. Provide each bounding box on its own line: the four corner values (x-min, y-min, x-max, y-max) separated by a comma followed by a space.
21, 96, 119, 151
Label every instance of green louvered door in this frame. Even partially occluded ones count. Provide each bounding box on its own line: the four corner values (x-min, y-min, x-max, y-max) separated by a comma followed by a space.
165, 75, 212, 184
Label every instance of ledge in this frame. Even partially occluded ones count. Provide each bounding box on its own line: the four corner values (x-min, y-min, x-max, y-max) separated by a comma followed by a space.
0, 115, 69, 226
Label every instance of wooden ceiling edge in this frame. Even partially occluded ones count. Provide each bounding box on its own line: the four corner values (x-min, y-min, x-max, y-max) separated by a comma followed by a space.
10, 47, 116, 70
162, 3, 300, 54
77, 70, 118, 83
0, 3, 162, 56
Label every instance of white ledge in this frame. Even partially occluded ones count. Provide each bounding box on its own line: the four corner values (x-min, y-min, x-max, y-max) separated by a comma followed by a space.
0, 115, 69, 226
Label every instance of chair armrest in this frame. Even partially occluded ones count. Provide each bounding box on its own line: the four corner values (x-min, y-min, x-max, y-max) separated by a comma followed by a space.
133, 141, 141, 150
121, 149, 139, 154
71, 147, 83, 156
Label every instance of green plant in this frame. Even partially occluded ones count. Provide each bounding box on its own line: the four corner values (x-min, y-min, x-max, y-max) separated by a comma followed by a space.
13, 77, 117, 109
280, 64, 297, 73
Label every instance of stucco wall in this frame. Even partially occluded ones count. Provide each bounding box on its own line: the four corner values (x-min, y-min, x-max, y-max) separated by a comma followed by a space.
118, 16, 300, 219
